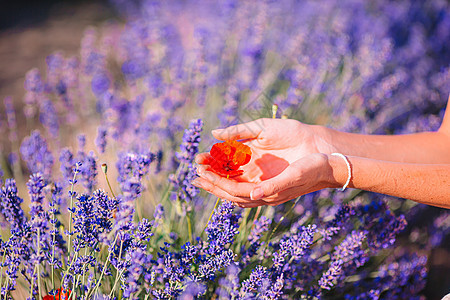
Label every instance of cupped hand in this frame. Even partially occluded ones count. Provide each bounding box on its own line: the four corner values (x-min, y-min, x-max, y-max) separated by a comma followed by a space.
192, 118, 336, 207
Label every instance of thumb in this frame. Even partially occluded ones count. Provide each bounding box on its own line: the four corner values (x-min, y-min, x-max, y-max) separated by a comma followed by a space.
250, 164, 300, 200
212, 119, 266, 141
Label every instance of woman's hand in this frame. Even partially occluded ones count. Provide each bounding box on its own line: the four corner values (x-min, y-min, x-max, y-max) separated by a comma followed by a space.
192, 118, 337, 207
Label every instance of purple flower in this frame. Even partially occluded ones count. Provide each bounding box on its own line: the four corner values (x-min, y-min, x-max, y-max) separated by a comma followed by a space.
320, 204, 355, 240
122, 59, 147, 81
153, 204, 165, 225
24, 68, 44, 93
92, 73, 110, 96
123, 247, 152, 298
39, 99, 59, 138
271, 224, 317, 279
27, 173, 48, 233
217, 263, 240, 299
4, 96, 18, 142
78, 151, 98, 192
356, 199, 407, 250
72, 194, 99, 251
205, 201, 240, 256
20, 130, 54, 180
93, 189, 118, 234
95, 126, 108, 154
0, 178, 27, 234
264, 274, 284, 300
332, 231, 368, 267
134, 218, 154, 244
180, 163, 200, 203
239, 265, 269, 299
318, 259, 343, 291
59, 148, 75, 182
176, 119, 203, 164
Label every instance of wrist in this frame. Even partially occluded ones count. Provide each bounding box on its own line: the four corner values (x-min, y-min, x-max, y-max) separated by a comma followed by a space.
324, 154, 351, 189
310, 125, 338, 154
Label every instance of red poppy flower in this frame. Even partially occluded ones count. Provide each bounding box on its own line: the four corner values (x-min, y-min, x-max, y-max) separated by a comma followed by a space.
209, 140, 252, 177
43, 288, 71, 300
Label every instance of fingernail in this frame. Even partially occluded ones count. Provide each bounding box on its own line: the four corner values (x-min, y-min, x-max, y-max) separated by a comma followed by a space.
211, 129, 221, 135
250, 187, 264, 200
191, 179, 202, 188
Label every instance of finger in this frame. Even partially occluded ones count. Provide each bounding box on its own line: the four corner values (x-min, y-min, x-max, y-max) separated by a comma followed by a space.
211, 119, 267, 141
236, 201, 266, 208
196, 164, 212, 176
250, 163, 302, 200
195, 153, 213, 165
197, 169, 255, 197
192, 177, 264, 206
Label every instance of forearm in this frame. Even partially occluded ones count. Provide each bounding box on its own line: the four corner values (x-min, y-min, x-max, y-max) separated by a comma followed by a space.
314, 125, 450, 164
326, 154, 450, 209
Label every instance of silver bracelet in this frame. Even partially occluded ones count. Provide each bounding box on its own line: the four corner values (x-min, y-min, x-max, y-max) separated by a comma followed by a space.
331, 153, 352, 192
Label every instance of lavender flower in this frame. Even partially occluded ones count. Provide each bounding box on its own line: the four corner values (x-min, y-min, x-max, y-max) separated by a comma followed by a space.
79, 151, 98, 192
39, 99, 59, 138
20, 130, 54, 180
24, 68, 44, 93
356, 199, 407, 250
72, 194, 99, 251
59, 148, 74, 173
4, 96, 18, 143
263, 274, 284, 300
95, 126, 108, 154
27, 173, 48, 234
123, 248, 152, 298
320, 204, 355, 240
153, 203, 165, 226
318, 259, 343, 291
239, 265, 269, 299
93, 189, 118, 234
205, 201, 240, 256
217, 263, 240, 299
0, 179, 27, 233
176, 119, 203, 164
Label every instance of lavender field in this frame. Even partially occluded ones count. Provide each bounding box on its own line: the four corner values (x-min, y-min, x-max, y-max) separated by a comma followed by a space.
0, 0, 449, 299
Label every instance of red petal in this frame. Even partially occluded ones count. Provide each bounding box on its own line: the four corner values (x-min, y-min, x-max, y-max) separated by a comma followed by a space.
209, 141, 251, 177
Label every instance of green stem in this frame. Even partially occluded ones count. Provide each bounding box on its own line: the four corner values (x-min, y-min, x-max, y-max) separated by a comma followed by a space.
0, 250, 7, 295
30, 264, 36, 299
86, 234, 119, 298
108, 239, 124, 298
37, 228, 42, 300
60, 252, 79, 291
203, 197, 221, 234
105, 173, 116, 199
70, 276, 78, 300
108, 269, 126, 298
67, 167, 80, 254
50, 205, 56, 296
186, 212, 193, 243
82, 248, 88, 297
262, 196, 302, 256
236, 208, 252, 253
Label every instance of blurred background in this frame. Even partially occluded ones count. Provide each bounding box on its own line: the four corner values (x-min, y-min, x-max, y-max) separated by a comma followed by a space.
0, 0, 114, 102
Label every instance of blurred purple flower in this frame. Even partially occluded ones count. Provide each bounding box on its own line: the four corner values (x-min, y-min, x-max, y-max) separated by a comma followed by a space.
20, 131, 54, 180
